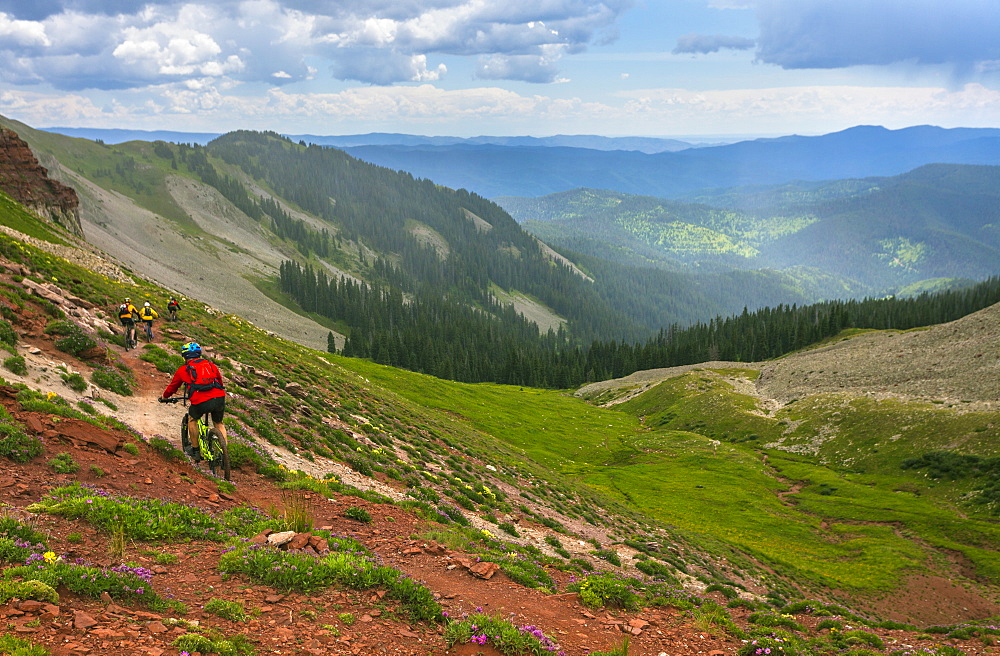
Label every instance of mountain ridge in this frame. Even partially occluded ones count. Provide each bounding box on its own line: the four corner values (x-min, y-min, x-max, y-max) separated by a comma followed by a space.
343, 125, 1000, 198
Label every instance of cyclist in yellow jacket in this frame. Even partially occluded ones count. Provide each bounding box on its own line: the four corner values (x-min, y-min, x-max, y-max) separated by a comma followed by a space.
138, 302, 158, 341
117, 298, 138, 346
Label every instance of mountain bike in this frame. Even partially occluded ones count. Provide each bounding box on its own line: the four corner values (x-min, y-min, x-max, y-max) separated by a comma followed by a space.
124, 323, 137, 351
142, 321, 153, 342
161, 397, 230, 480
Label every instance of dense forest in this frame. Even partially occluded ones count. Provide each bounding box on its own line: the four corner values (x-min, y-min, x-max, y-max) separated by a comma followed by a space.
281, 258, 1000, 387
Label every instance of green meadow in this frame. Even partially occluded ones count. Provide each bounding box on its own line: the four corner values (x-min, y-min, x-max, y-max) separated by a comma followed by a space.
347, 358, 1000, 593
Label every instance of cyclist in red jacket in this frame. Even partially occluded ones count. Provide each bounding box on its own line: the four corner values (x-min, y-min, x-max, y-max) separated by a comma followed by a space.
159, 342, 228, 461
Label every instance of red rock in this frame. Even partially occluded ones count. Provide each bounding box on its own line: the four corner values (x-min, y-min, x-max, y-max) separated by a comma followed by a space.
73, 610, 99, 629
16, 600, 44, 613
23, 415, 46, 434
0, 128, 81, 235
286, 533, 311, 550
308, 535, 329, 552
469, 561, 500, 580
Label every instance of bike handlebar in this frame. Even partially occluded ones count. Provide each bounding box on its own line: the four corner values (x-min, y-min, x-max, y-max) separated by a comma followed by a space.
159, 397, 189, 404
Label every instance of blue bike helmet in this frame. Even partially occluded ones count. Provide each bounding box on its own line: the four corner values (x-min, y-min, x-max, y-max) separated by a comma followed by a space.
180, 341, 201, 358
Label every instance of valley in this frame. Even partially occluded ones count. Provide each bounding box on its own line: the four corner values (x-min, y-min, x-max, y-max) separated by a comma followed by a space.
0, 117, 999, 656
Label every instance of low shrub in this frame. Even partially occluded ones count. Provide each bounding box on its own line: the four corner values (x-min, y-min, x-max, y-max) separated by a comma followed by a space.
139, 345, 185, 373
173, 633, 255, 656
498, 521, 520, 537
27, 483, 274, 542
91, 366, 134, 396
705, 583, 739, 599
0, 517, 48, 547
148, 437, 186, 462
444, 612, 562, 656
60, 371, 87, 393
48, 452, 80, 474
568, 572, 642, 610
218, 542, 441, 622
0, 318, 17, 350
55, 330, 98, 358
748, 612, 806, 632
0, 634, 49, 656
0, 421, 43, 463
344, 506, 372, 523
3, 554, 164, 609
737, 635, 799, 656
203, 597, 249, 622
0, 579, 59, 605
635, 558, 678, 583
592, 549, 621, 566
3, 355, 26, 375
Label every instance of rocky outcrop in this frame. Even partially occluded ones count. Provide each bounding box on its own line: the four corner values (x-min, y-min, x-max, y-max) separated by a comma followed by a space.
0, 128, 83, 237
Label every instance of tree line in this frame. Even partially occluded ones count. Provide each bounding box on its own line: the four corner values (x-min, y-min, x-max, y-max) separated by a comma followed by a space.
281, 256, 1000, 388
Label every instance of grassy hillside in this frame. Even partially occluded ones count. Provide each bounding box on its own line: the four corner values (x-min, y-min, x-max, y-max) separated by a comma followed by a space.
3, 179, 1000, 648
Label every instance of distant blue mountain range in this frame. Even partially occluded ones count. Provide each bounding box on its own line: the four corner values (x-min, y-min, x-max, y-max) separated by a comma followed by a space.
341, 125, 1000, 198
41, 124, 1000, 201
40, 127, 694, 153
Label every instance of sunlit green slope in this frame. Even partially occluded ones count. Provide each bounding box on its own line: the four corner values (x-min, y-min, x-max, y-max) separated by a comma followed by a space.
349, 360, 1000, 597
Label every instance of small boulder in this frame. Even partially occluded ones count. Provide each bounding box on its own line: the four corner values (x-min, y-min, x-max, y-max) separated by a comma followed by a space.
469, 561, 500, 580
266, 531, 296, 547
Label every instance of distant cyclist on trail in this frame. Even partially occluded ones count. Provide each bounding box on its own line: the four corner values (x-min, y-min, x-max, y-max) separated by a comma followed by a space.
117, 297, 138, 345
139, 302, 158, 340
159, 342, 228, 462
167, 297, 181, 322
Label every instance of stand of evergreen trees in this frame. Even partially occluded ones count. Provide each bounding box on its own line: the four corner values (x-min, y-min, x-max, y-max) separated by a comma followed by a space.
281, 257, 1000, 388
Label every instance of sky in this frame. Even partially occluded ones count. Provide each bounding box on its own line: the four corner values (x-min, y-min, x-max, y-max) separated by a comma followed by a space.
1, 0, 999, 138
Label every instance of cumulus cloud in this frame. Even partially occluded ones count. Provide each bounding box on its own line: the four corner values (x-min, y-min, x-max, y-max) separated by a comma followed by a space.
0, 0, 634, 89
0, 12, 50, 47
476, 52, 567, 83
330, 49, 446, 84
754, 0, 1000, 73
673, 33, 755, 55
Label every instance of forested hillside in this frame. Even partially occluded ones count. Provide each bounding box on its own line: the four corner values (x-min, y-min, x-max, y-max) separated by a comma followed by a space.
501, 164, 1000, 292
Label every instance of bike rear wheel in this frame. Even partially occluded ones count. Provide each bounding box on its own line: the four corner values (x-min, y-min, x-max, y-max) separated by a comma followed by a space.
205, 428, 230, 481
